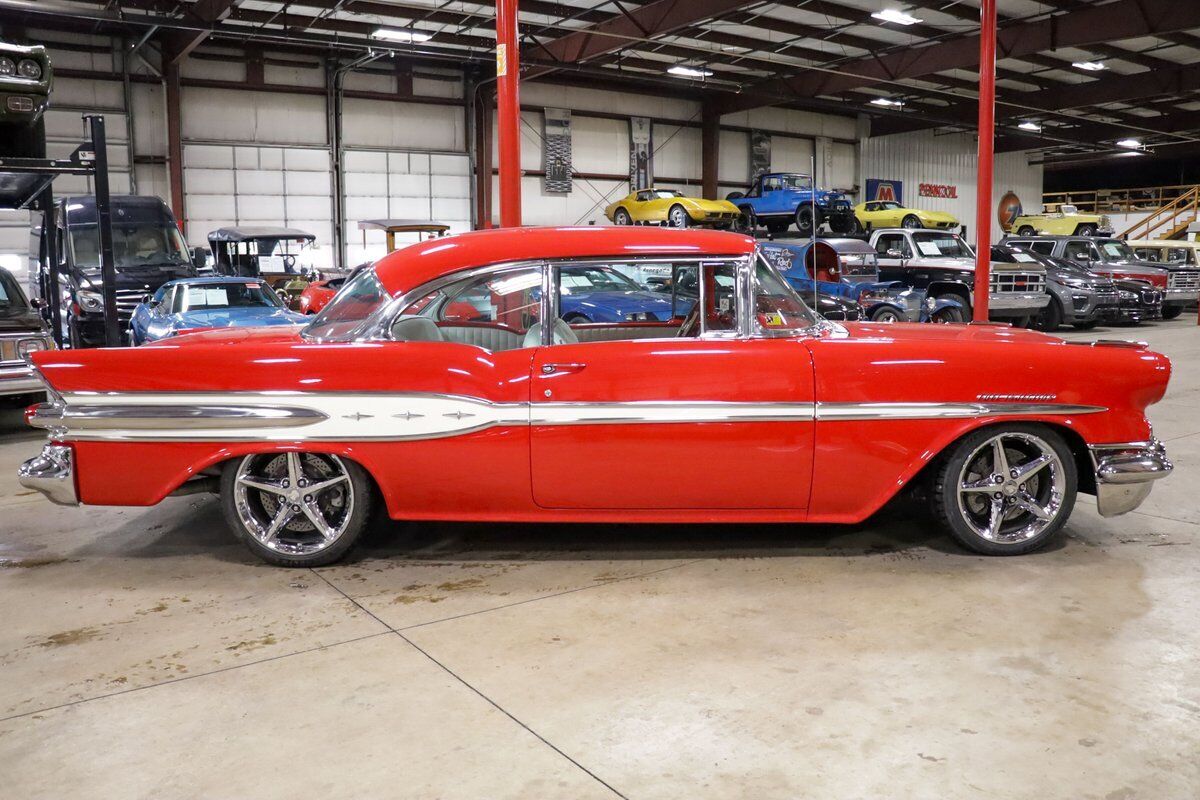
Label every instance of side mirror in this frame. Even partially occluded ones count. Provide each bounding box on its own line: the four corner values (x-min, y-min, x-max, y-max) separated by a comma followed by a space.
191, 247, 208, 270
30, 297, 46, 309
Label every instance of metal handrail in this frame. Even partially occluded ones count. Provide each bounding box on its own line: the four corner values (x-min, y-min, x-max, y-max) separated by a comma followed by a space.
1120, 186, 1200, 240
1043, 184, 1199, 215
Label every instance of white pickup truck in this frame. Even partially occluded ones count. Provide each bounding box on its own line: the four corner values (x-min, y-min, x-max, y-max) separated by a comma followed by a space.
868, 228, 1049, 323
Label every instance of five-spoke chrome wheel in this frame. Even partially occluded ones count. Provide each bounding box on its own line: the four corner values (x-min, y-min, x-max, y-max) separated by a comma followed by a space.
669, 205, 690, 228
935, 425, 1077, 555
222, 452, 372, 565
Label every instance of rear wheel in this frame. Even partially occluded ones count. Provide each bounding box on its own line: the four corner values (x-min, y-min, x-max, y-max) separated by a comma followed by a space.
901, 214, 923, 229
613, 208, 632, 226
221, 452, 374, 567
929, 305, 964, 323
1075, 224, 1097, 236
1017, 226, 1036, 236
869, 305, 902, 323
1035, 296, 1063, 331
932, 424, 1077, 556
795, 207, 815, 237
1161, 305, 1184, 320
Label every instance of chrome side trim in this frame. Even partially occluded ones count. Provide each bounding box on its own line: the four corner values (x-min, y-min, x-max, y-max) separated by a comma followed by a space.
31, 392, 1108, 443
18, 444, 78, 506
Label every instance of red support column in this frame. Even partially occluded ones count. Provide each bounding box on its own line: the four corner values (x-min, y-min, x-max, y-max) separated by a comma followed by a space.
496, 0, 522, 227
973, 0, 997, 321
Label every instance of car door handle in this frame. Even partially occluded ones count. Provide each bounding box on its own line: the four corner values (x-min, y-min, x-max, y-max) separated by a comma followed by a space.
541, 362, 587, 374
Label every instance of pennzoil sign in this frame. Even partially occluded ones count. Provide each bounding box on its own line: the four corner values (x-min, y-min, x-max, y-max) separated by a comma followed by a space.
918, 183, 958, 199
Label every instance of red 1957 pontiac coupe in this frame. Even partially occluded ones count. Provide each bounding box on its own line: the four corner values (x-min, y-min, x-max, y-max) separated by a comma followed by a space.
19, 227, 1172, 567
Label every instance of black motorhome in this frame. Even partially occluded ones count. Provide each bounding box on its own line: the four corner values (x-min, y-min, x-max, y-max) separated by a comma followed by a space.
30, 195, 204, 346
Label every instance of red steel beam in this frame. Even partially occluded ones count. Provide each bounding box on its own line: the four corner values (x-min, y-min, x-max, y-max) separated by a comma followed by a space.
974, 0, 996, 323
525, 0, 751, 80
496, 0, 521, 227
718, 0, 1200, 115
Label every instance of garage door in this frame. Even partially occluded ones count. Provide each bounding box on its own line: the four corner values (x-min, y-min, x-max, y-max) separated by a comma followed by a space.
343, 149, 470, 268
184, 143, 335, 272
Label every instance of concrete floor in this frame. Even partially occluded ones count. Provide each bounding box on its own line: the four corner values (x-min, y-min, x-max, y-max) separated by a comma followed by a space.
0, 317, 1197, 800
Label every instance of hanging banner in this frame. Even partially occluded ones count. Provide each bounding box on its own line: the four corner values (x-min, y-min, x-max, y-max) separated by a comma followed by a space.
866, 179, 903, 203
543, 108, 572, 194
750, 130, 771, 179
629, 116, 653, 191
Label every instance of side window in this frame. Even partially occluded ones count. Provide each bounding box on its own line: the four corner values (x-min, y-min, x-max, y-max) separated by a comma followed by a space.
875, 234, 909, 257
763, 176, 782, 193
635, 190, 651, 202
395, 267, 543, 350
1064, 240, 1092, 261
1030, 241, 1055, 255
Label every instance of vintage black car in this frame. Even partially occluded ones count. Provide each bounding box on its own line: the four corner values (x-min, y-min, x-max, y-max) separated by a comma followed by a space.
0, 40, 52, 158
0, 266, 53, 406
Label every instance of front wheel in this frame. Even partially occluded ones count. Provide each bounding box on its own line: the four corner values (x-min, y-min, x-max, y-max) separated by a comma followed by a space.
613, 208, 632, 226
869, 305, 902, 323
932, 425, 1077, 556
668, 204, 690, 229
221, 452, 374, 567
1161, 305, 1184, 320
1017, 226, 1036, 236
929, 305, 964, 324
795, 207, 815, 237
1075, 224, 1097, 236
901, 215, 923, 229
1035, 297, 1063, 331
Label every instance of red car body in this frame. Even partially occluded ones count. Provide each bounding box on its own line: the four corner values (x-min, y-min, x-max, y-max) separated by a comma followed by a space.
18, 227, 1173, 564
298, 279, 338, 315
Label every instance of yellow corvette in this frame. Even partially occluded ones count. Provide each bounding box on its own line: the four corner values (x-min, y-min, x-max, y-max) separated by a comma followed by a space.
604, 188, 741, 228
853, 200, 959, 231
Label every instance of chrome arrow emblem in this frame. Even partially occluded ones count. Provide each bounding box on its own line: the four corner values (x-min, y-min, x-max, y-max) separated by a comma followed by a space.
393, 411, 425, 420
443, 411, 475, 420
343, 412, 374, 421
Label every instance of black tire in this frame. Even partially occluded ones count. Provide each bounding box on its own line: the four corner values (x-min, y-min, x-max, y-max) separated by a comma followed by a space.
1161, 305, 1184, 320
1073, 319, 1100, 330
901, 214, 923, 229
932, 423, 1077, 556
668, 204, 690, 229
737, 206, 756, 232
766, 220, 789, 235
1075, 224, 1097, 236
795, 206, 815, 236
930, 305, 965, 324
827, 215, 854, 235
726, 191, 745, 201
1017, 226, 1036, 236
1010, 315, 1034, 328
847, 217, 864, 235
613, 208, 632, 226
220, 453, 375, 567
1035, 296, 1063, 332
935, 292, 971, 319
869, 305, 902, 323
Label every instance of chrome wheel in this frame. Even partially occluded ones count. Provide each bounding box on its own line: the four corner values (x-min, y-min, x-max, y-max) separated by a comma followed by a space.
669, 205, 689, 228
956, 432, 1065, 544
233, 452, 355, 556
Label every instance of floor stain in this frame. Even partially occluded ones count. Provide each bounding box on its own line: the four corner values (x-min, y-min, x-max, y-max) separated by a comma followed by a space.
437, 578, 484, 591
0, 557, 70, 569
392, 594, 446, 605
37, 627, 100, 648
224, 634, 277, 652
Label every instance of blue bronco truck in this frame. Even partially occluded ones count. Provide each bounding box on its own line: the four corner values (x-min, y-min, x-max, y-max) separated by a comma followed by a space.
726, 172, 856, 236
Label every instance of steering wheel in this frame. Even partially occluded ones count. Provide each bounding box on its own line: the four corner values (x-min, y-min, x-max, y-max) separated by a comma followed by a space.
283, 254, 297, 270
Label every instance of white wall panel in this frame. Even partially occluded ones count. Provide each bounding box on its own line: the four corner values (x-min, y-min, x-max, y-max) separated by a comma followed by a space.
719, 130, 750, 188
653, 124, 701, 180
521, 83, 697, 120
182, 88, 327, 146
341, 99, 465, 151
265, 62, 324, 89
771, 137, 816, 175
859, 128, 1043, 245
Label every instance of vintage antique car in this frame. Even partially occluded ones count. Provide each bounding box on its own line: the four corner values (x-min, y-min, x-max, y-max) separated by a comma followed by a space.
604, 188, 740, 228
1010, 204, 1112, 237
18, 227, 1173, 567
852, 201, 959, 232
0, 266, 53, 406
129, 276, 307, 345
0, 40, 52, 159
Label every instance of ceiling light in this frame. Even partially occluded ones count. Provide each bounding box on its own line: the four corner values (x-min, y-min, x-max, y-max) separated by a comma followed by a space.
371, 28, 433, 43
870, 97, 905, 107
1018, 121, 1042, 132
668, 65, 713, 78
1072, 61, 1105, 71
870, 9, 923, 26
1116, 138, 1142, 149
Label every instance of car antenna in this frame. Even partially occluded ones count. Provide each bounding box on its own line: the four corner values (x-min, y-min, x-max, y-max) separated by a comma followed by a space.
811, 155, 819, 313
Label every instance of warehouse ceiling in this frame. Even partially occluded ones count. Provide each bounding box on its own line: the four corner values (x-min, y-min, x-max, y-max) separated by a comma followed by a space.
6, 0, 1200, 163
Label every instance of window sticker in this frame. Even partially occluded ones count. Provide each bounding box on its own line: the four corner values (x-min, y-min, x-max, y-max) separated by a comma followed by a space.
916, 241, 942, 256
186, 287, 230, 307
1010, 253, 1036, 262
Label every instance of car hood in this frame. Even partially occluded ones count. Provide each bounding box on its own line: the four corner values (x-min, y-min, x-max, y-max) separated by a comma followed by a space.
173, 307, 307, 329
682, 198, 740, 213
0, 305, 44, 333
838, 320, 1059, 345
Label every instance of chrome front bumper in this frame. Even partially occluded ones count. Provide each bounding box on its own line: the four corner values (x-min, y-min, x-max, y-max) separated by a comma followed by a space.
1091, 439, 1172, 517
988, 291, 1051, 313
17, 444, 78, 506
1162, 287, 1199, 303
0, 364, 43, 397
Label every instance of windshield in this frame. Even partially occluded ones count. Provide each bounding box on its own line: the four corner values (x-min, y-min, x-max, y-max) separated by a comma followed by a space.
1097, 240, 1135, 262
69, 222, 190, 271
650, 190, 683, 200
754, 252, 817, 333
0, 269, 26, 309
781, 174, 813, 191
173, 281, 282, 313
912, 231, 974, 258
560, 266, 642, 293
304, 267, 389, 340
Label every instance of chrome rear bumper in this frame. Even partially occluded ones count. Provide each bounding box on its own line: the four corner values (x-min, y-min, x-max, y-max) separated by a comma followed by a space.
17, 444, 78, 506
1090, 439, 1172, 517
0, 364, 43, 397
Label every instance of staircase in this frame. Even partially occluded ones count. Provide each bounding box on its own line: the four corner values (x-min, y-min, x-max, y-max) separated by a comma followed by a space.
1120, 186, 1200, 240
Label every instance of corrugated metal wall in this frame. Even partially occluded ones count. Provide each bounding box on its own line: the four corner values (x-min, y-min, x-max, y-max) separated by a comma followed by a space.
859, 128, 1044, 244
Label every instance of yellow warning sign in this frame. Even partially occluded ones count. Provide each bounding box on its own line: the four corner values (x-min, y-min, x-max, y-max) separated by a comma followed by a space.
496, 44, 507, 77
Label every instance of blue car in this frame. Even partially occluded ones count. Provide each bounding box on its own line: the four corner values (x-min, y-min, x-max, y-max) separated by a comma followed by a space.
129, 276, 307, 345
726, 172, 856, 237
557, 265, 678, 323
